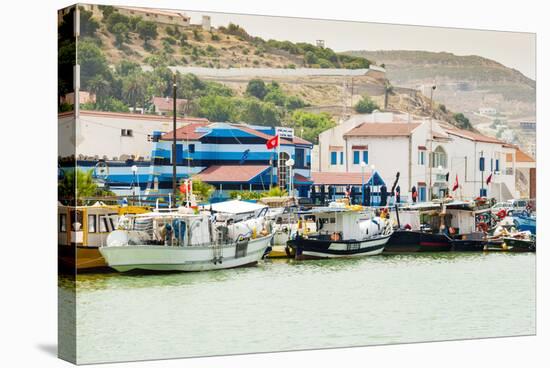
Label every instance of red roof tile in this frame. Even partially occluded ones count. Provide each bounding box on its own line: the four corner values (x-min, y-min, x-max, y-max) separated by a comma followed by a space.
151, 96, 188, 112
344, 123, 421, 137
506, 148, 535, 163
443, 126, 505, 144
311, 171, 372, 185
294, 173, 313, 184
195, 165, 270, 183
161, 122, 211, 141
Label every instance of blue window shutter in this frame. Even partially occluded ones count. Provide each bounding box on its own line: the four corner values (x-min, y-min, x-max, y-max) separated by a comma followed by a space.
496, 159, 500, 172
331, 152, 337, 165
339, 152, 344, 165
353, 151, 360, 164
363, 150, 369, 164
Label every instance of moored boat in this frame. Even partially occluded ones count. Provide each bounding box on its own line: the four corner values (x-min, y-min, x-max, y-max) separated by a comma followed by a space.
287, 204, 393, 260
58, 202, 150, 271
385, 230, 452, 252
100, 204, 274, 272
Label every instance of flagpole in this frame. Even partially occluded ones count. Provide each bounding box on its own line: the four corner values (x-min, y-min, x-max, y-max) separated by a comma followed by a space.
276, 135, 280, 189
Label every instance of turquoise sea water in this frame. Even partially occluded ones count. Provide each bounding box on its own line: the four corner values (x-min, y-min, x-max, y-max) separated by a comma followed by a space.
70, 252, 535, 364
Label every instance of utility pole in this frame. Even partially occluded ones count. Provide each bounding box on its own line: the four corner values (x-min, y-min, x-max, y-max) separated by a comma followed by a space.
172, 74, 177, 208
428, 84, 436, 200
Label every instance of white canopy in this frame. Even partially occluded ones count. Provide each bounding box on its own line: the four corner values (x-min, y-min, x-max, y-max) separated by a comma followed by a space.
205, 200, 267, 215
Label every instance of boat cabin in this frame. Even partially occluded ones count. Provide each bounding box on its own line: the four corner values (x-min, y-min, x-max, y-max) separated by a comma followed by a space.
58, 204, 119, 247
300, 207, 366, 241
392, 200, 493, 236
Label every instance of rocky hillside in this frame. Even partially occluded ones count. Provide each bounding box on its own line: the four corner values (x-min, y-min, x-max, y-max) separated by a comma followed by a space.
344, 50, 535, 120
82, 5, 372, 70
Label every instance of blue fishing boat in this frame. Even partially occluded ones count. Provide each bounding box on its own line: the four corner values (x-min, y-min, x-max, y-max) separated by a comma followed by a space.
512, 214, 536, 234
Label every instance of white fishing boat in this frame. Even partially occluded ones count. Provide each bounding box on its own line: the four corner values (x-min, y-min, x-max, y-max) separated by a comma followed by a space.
99, 204, 274, 272
287, 203, 393, 259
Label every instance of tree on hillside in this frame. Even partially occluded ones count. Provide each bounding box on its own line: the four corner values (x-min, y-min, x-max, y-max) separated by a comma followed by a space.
454, 113, 473, 130
112, 22, 130, 47
246, 79, 268, 100
79, 8, 99, 37
123, 72, 146, 111
198, 95, 237, 122
289, 111, 336, 144
238, 98, 281, 126
116, 60, 140, 76
354, 94, 379, 114
136, 20, 158, 46
77, 40, 110, 88
87, 75, 111, 104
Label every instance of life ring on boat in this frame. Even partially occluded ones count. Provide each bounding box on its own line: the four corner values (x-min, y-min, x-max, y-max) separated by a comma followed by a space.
477, 222, 489, 233
330, 232, 341, 241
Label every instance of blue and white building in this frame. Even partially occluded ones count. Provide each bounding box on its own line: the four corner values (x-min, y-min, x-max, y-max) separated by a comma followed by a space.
60, 110, 314, 199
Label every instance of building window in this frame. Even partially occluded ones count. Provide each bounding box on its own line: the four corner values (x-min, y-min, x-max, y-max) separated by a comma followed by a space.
59, 214, 66, 232
418, 151, 425, 165
188, 144, 195, 154
495, 159, 500, 172
278, 152, 290, 189
121, 129, 133, 137
353, 151, 360, 164
295, 148, 305, 168
362, 150, 369, 165
330, 151, 337, 165
339, 152, 344, 165
431, 146, 447, 168
99, 215, 115, 233
88, 215, 96, 233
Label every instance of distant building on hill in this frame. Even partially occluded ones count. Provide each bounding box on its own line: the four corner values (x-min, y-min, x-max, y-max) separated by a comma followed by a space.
117, 6, 190, 27
150, 96, 188, 116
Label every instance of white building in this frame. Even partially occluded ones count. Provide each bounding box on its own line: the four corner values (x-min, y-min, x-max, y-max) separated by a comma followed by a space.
316, 112, 530, 202
58, 110, 208, 160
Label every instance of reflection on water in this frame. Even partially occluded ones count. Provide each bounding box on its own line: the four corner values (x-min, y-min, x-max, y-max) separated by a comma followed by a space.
70, 252, 536, 364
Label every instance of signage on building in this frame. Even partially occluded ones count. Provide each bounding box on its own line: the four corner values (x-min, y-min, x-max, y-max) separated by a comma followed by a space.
276, 127, 294, 139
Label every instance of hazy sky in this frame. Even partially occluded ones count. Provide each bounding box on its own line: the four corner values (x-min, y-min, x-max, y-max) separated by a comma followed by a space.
185, 10, 536, 79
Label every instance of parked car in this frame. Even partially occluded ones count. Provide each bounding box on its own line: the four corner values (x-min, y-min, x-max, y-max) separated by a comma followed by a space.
491, 202, 513, 215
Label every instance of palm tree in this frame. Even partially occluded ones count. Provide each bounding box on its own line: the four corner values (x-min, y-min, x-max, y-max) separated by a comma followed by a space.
122, 72, 145, 112
87, 75, 111, 105
58, 169, 114, 205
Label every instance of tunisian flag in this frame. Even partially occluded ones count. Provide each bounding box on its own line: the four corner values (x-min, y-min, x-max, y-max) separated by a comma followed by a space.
452, 174, 459, 191
265, 135, 279, 150
486, 173, 493, 185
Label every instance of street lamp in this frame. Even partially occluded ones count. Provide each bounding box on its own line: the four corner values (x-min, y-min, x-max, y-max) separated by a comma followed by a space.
360, 161, 368, 205
286, 158, 295, 196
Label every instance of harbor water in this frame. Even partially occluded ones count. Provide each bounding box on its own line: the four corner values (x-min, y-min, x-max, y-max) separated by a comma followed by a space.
69, 252, 535, 364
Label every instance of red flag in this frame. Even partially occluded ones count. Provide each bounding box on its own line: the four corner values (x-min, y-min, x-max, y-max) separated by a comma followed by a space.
265, 135, 279, 150
486, 173, 493, 185
452, 174, 459, 191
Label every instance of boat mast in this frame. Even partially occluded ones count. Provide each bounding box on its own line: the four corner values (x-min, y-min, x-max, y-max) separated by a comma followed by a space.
428, 84, 436, 201
172, 74, 177, 208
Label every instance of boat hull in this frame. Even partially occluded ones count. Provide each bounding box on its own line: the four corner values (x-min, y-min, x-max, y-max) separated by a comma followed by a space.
384, 230, 453, 253
451, 239, 486, 252
99, 234, 274, 272
59, 245, 108, 271
267, 244, 294, 258
287, 234, 390, 260
502, 237, 536, 252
